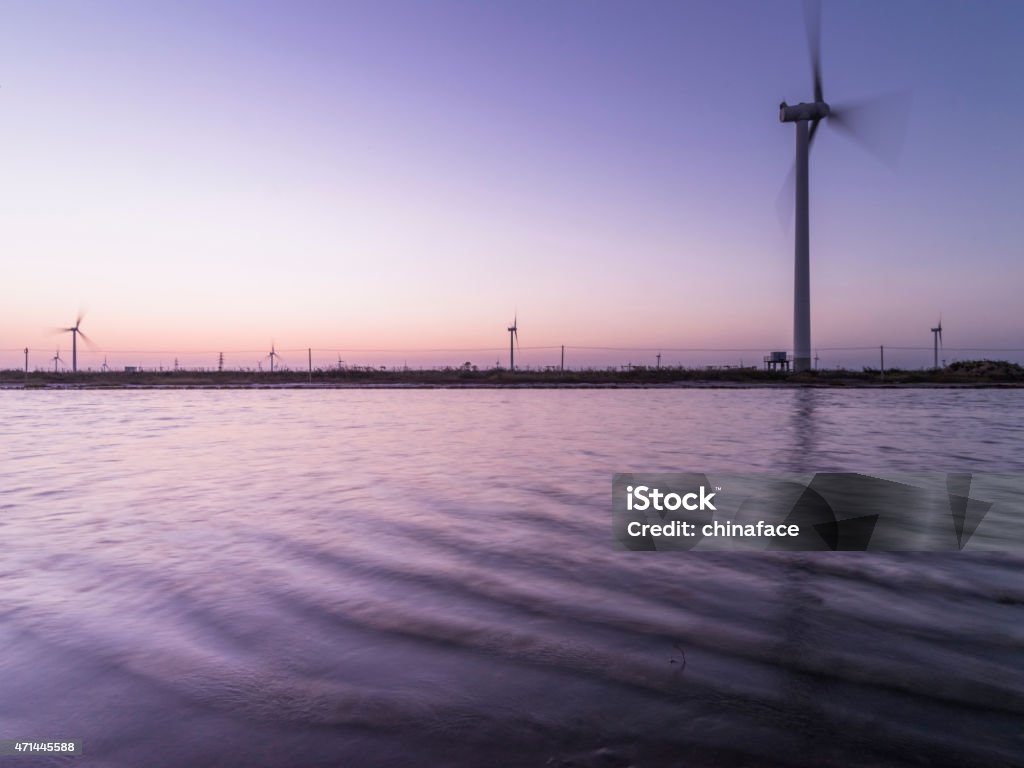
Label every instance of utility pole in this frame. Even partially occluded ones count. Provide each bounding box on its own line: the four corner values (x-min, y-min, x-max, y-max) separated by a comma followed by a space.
24, 347, 28, 382
560, 345, 564, 371
308, 348, 312, 383
880, 345, 884, 382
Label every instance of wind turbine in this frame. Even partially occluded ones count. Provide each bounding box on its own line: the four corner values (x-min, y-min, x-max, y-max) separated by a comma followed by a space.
507, 315, 519, 371
778, 0, 908, 372
55, 312, 93, 373
52, 348, 65, 373
266, 343, 281, 373
931, 317, 943, 370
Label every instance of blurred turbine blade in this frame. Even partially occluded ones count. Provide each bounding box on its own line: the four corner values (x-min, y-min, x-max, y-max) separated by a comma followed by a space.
776, 116, 818, 232
804, 0, 823, 102
808, 116, 821, 147
78, 329, 97, 350
829, 90, 912, 168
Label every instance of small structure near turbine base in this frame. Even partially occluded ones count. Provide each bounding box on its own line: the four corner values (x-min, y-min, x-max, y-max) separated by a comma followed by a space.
764, 351, 791, 373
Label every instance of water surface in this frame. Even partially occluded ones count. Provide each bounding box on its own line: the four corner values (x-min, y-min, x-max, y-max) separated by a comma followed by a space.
1, 389, 1022, 766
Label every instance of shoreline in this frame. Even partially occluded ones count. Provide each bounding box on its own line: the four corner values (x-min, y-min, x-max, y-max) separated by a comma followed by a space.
3, 362, 1022, 390
3, 380, 1023, 391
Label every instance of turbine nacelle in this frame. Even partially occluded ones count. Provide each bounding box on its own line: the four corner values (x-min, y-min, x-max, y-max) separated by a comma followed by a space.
779, 101, 830, 123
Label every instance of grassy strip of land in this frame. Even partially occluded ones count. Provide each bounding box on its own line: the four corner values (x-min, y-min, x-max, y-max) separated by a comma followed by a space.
3, 360, 1022, 388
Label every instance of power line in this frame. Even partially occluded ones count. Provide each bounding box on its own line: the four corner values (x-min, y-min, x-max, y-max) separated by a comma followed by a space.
4, 344, 1024, 354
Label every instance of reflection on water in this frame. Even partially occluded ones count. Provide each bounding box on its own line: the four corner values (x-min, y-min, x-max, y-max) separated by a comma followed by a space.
1, 389, 1022, 767
787, 388, 819, 471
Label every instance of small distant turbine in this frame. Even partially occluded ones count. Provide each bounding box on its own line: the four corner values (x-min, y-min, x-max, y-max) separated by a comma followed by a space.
55, 311, 93, 373
507, 315, 519, 371
266, 343, 281, 373
931, 317, 943, 370
52, 348, 65, 373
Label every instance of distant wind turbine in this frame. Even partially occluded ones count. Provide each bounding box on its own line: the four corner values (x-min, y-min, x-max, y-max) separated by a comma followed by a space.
53, 311, 93, 373
52, 348, 65, 373
507, 315, 519, 371
931, 317, 943, 370
266, 343, 282, 373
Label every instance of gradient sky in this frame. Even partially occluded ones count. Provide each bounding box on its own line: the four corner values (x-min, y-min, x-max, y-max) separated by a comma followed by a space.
0, 0, 1021, 371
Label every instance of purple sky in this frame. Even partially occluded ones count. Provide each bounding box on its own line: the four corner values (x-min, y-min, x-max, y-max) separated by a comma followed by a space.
0, 0, 1021, 371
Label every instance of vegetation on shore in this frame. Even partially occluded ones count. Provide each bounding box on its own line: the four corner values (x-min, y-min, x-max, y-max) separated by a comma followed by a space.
2, 360, 1022, 388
